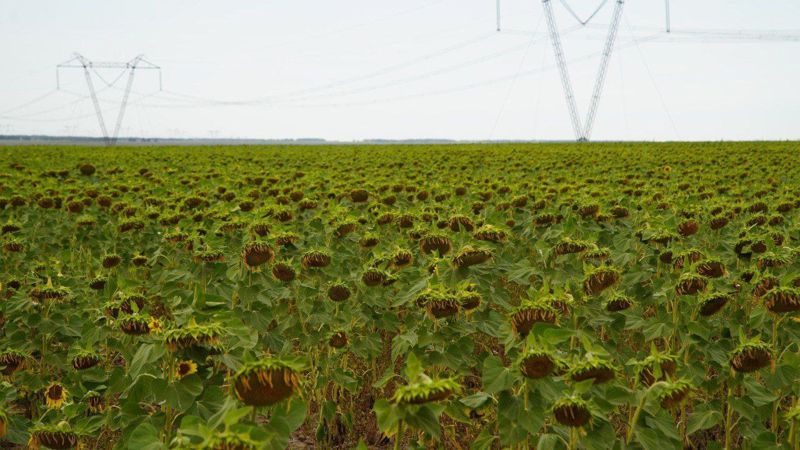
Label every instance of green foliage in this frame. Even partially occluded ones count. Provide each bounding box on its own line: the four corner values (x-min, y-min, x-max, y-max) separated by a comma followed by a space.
0, 142, 798, 449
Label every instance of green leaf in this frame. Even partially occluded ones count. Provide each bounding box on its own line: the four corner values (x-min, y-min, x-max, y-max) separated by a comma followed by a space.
636, 427, 680, 450
331, 368, 360, 392
744, 378, 778, 407
405, 352, 423, 380
497, 390, 544, 446
128, 343, 165, 379
536, 434, 560, 450
470, 428, 497, 450
223, 406, 254, 428
127, 422, 166, 450
262, 398, 308, 450
459, 392, 491, 410
373, 364, 397, 389
482, 356, 517, 394
165, 375, 203, 410
373, 399, 400, 436
404, 404, 442, 438
572, 378, 595, 395
687, 409, 723, 435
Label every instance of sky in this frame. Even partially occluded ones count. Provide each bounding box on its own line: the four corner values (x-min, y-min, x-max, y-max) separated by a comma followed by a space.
0, 0, 799, 141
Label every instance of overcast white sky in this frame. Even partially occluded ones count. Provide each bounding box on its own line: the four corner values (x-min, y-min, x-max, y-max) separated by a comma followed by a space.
1, 0, 798, 141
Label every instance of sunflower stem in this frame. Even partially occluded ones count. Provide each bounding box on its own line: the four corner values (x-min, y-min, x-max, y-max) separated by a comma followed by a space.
724, 384, 735, 450
394, 420, 404, 450
568, 427, 577, 450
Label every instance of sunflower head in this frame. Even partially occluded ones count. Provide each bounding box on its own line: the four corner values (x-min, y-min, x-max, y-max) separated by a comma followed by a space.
730, 339, 773, 373
148, 317, 163, 334
552, 395, 592, 427
657, 379, 693, 409
391, 375, 461, 405
45, 382, 69, 409
164, 319, 223, 352
176, 360, 198, 379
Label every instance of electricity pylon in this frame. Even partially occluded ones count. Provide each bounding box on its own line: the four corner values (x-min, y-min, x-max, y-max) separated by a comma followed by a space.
541, 0, 625, 141
57, 53, 161, 146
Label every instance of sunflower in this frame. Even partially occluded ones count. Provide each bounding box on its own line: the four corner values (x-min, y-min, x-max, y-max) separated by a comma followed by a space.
45, 382, 69, 409
148, 317, 163, 333
176, 360, 198, 379
663, 165, 672, 173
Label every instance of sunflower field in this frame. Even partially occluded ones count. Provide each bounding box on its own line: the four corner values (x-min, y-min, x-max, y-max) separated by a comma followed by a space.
0, 142, 799, 449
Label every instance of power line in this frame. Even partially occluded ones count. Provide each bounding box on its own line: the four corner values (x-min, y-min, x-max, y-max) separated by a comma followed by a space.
490, 15, 544, 138
622, 17, 680, 140
0, 89, 59, 116
157, 31, 498, 106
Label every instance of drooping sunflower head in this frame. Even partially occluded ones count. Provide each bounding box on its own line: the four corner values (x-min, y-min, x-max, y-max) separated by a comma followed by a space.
693, 257, 725, 278
421, 289, 461, 319
361, 267, 387, 287
510, 300, 558, 337
71, 350, 101, 371
232, 358, 304, 407
84, 391, 106, 415
698, 292, 731, 317
457, 289, 482, 311
657, 379, 693, 409
30, 280, 71, 305
730, 339, 773, 373
418, 232, 452, 256
193, 248, 226, 264
88, 276, 107, 291
763, 287, 800, 314
30, 421, 78, 450
118, 313, 153, 336
333, 219, 358, 238
582, 247, 611, 263
756, 251, 792, 271
473, 224, 507, 243
518, 349, 559, 379
539, 293, 574, 317
634, 349, 679, 386
452, 246, 493, 268
0, 349, 27, 376
273, 231, 300, 247
327, 281, 351, 302
101, 253, 122, 269
301, 249, 332, 269
552, 395, 592, 428
552, 237, 594, 256
391, 248, 413, 267
604, 292, 634, 312
675, 272, 707, 296
391, 375, 462, 405
568, 356, 617, 385
583, 266, 621, 296
241, 240, 275, 270
164, 319, 224, 352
